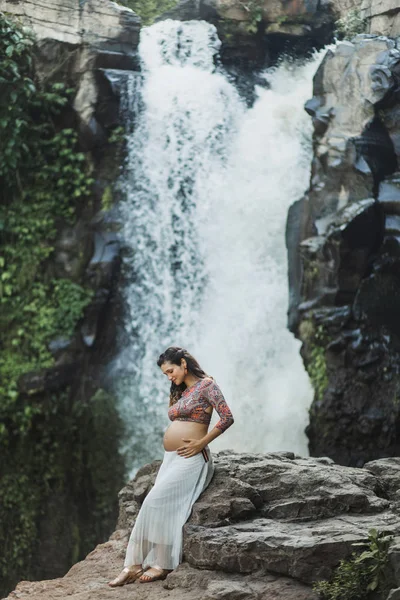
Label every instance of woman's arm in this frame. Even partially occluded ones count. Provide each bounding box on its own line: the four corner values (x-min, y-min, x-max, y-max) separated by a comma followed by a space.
199, 424, 223, 447
178, 426, 222, 458
204, 380, 234, 433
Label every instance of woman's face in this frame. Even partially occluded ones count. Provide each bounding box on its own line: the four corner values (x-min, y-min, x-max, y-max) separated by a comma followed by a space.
161, 360, 185, 385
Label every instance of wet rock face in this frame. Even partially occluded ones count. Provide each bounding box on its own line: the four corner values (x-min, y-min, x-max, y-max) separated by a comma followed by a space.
8, 451, 400, 600
156, 0, 400, 105
286, 35, 400, 466
160, 0, 336, 71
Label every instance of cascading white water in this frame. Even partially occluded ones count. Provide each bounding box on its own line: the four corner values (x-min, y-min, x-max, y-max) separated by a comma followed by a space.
116, 19, 322, 471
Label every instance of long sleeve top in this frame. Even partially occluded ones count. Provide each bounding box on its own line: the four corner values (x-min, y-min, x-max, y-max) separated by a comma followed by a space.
168, 377, 234, 433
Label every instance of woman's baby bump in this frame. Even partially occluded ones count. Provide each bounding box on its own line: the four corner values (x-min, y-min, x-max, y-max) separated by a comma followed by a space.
163, 421, 208, 451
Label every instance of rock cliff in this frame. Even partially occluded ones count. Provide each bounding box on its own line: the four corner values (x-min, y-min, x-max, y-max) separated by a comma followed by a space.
361, 0, 400, 37
286, 15, 400, 464
160, 0, 337, 67
159, 0, 400, 66
6, 451, 400, 600
0, 0, 140, 128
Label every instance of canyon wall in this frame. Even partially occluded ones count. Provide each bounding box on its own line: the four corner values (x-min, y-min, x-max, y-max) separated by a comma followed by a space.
286, 0, 400, 465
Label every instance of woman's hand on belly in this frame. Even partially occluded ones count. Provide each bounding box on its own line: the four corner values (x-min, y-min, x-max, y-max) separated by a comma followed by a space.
163, 421, 208, 452
177, 437, 205, 458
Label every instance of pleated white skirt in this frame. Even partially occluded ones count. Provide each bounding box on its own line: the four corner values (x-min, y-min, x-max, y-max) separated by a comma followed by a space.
124, 447, 214, 570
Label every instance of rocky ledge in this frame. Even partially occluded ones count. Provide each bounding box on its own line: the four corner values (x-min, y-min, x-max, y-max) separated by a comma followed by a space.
7, 451, 400, 600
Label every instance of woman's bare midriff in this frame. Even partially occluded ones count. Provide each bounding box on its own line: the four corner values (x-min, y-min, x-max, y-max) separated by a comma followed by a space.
163, 420, 209, 451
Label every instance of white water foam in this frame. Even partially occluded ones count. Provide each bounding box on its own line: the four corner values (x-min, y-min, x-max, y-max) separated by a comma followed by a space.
116, 19, 323, 470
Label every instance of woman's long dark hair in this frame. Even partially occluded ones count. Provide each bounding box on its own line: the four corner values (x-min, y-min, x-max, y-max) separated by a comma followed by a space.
157, 346, 209, 406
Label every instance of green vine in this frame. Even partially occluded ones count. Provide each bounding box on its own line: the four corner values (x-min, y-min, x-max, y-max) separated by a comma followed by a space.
276, 14, 289, 26
237, 0, 264, 34
314, 529, 392, 600
335, 9, 367, 40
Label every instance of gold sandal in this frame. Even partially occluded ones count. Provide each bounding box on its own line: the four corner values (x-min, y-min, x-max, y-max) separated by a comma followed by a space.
108, 566, 143, 587
139, 566, 170, 583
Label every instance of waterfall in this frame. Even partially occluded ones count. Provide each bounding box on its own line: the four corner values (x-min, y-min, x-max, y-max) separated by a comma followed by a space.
115, 19, 322, 471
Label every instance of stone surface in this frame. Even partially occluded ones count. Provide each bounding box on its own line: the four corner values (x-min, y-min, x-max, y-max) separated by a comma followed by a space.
330, 0, 359, 14
286, 33, 400, 466
306, 36, 398, 194
17, 363, 80, 395
329, 0, 400, 37
3, 562, 316, 600
160, 0, 399, 46
7, 451, 400, 600
0, 0, 140, 131
365, 458, 400, 508
361, 0, 400, 36
159, 0, 336, 68
163, 0, 334, 30
0, 0, 140, 50
182, 452, 395, 584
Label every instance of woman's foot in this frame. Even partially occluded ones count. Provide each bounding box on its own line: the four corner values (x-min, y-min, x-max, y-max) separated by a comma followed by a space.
108, 566, 143, 587
138, 566, 170, 583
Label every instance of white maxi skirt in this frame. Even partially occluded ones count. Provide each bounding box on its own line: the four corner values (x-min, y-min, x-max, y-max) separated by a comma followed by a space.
124, 447, 214, 570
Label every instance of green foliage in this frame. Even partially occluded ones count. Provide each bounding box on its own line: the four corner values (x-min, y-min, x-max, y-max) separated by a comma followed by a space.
0, 16, 76, 186
101, 185, 114, 211
83, 389, 126, 525
276, 14, 289, 26
0, 473, 38, 576
108, 125, 125, 145
306, 325, 328, 402
335, 9, 367, 40
314, 529, 392, 600
116, 0, 178, 25
0, 280, 93, 424
237, 0, 264, 34
0, 13, 94, 415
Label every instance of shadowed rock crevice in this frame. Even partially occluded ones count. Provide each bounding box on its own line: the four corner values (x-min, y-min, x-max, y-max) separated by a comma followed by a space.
353, 117, 397, 199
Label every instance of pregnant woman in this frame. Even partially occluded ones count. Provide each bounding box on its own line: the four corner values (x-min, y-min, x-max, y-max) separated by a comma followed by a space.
108, 346, 234, 585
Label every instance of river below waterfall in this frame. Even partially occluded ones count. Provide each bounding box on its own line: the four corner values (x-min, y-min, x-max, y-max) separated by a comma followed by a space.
113, 19, 323, 473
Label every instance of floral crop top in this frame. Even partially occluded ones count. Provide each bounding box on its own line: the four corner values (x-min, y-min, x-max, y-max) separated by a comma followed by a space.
168, 378, 234, 433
